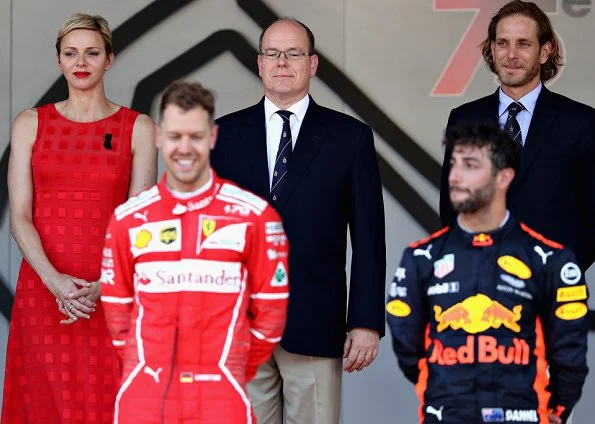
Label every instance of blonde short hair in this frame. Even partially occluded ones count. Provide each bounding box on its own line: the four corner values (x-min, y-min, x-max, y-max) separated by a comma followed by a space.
55, 13, 113, 56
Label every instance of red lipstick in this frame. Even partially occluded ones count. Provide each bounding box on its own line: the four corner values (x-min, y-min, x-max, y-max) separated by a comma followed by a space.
73, 72, 91, 78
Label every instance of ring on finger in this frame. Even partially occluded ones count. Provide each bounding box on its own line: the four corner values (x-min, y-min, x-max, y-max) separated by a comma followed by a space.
65, 302, 75, 311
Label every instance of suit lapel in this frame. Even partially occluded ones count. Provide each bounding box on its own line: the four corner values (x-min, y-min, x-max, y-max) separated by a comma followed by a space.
513, 87, 556, 187
485, 89, 500, 124
275, 98, 325, 211
240, 99, 270, 199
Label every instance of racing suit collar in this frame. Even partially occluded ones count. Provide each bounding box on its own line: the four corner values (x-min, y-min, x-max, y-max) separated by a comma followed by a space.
455, 211, 515, 247
158, 169, 221, 215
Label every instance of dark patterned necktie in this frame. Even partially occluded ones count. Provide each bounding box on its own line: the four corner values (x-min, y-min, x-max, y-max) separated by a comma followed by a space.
504, 101, 524, 146
270, 110, 293, 202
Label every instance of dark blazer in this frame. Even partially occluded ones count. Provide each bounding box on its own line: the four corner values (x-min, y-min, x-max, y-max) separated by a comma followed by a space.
440, 87, 595, 271
211, 97, 386, 358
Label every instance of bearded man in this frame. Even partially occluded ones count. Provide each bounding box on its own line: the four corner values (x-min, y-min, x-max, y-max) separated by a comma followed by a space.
390, 123, 588, 424
439, 0, 595, 272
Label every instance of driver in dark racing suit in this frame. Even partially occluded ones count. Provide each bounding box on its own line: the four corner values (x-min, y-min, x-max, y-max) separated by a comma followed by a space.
387, 124, 588, 424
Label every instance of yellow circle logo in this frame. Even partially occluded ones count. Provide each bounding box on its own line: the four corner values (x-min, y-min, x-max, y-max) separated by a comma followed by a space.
134, 229, 152, 249
555, 302, 588, 320
497, 256, 532, 279
386, 300, 411, 317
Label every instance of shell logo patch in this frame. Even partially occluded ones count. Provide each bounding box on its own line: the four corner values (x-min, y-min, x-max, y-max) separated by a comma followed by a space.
134, 229, 152, 249
555, 302, 588, 320
497, 256, 532, 279
386, 300, 411, 317
202, 219, 216, 237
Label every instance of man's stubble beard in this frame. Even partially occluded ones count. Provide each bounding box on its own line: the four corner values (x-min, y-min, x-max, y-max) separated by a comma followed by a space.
496, 59, 541, 88
451, 178, 496, 214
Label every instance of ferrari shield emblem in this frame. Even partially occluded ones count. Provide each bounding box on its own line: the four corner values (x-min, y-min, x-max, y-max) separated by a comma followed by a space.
202, 219, 216, 237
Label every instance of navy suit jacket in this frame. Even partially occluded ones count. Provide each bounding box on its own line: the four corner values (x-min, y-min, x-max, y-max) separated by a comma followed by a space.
440, 87, 595, 271
212, 97, 386, 358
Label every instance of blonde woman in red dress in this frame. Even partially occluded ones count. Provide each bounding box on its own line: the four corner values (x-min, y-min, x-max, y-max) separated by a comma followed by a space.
2, 13, 157, 423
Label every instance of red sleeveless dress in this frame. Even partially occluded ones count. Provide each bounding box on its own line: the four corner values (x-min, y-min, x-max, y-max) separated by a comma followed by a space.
2, 103, 138, 423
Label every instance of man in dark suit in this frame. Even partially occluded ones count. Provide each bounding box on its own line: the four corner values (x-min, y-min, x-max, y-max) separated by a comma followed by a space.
440, 0, 595, 272
211, 17, 386, 424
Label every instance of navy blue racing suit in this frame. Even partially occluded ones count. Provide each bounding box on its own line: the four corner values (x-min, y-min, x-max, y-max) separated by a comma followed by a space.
387, 215, 588, 423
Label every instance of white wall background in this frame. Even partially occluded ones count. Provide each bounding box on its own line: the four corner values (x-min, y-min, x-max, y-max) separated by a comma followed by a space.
1, 1, 594, 422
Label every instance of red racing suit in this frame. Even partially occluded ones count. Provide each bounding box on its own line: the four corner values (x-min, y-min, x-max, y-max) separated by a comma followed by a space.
387, 216, 588, 424
100, 171, 289, 424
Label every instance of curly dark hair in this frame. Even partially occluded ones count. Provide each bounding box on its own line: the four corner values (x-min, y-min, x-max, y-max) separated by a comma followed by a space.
443, 123, 521, 174
480, 0, 563, 82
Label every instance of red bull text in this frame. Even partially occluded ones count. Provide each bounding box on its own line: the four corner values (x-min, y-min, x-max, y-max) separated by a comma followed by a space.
429, 335, 530, 366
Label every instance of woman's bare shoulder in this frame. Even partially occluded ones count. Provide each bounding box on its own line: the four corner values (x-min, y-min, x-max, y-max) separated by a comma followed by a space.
11, 108, 39, 146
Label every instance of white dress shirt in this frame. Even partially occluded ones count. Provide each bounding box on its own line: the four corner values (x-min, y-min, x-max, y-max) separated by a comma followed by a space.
264, 95, 310, 189
498, 83, 542, 146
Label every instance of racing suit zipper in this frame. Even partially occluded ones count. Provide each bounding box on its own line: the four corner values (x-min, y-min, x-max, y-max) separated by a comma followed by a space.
161, 326, 179, 424
475, 246, 483, 418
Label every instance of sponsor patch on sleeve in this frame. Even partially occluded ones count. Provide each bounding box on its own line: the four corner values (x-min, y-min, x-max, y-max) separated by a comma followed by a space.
115, 186, 160, 220
265, 221, 284, 235
386, 300, 411, 317
389, 282, 407, 298
266, 234, 287, 246
100, 268, 115, 285
219, 184, 268, 211
394, 267, 406, 282
100, 246, 115, 285
560, 262, 581, 285
270, 262, 288, 287
555, 302, 588, 320
556, 286, 587, 303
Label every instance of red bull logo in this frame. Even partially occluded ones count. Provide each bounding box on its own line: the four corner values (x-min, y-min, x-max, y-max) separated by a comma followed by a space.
429, 335, 530, 366
434, 294, 522, 333
481, 302, 522, 332
472, 233, 493, 247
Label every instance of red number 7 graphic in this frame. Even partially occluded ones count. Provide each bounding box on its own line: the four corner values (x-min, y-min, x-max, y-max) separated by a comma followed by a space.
432, 0, 557, 96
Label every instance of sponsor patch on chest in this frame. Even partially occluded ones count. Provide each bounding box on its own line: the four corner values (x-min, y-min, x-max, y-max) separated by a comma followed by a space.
129, 219, 182, 257
197, 215, 247, 253
433, 254, 454, 278
481, 408, 539, 422
135, 259, 242, 294
427, 281, 459, 296
505, 409, 538, 422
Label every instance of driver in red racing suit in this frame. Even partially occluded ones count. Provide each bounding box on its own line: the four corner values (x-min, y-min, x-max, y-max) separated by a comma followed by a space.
99, 81, 289, 424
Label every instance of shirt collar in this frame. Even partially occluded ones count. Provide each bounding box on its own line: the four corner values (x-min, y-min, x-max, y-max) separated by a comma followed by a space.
498, 83, 542, 118
264, 94, 310, 125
